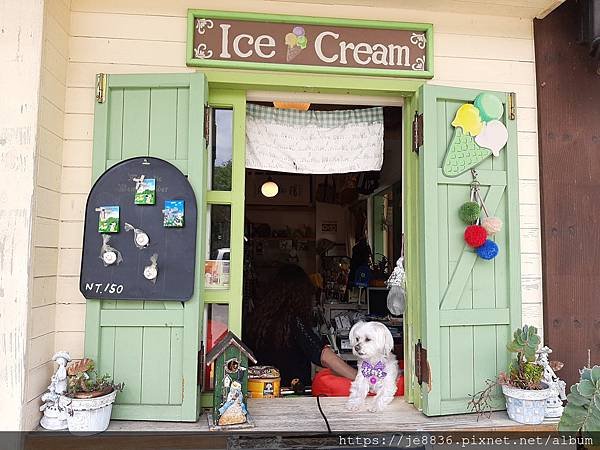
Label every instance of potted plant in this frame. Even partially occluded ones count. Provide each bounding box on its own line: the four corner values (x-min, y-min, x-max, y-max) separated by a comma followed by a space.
62, 358, 123, 433
558, 365, 600, 442
499, 325, 553, 424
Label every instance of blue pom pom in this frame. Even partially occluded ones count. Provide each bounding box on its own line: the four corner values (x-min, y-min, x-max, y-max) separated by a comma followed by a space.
476, 239, 499, 260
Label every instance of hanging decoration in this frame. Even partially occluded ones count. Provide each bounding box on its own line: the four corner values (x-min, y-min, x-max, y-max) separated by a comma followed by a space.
245, 104, 384, 174
124, 222, 150, 249
99, 234, 122, 267
458, 171, 502, 261
442, 93, 509, 177
143, 253, 159, 283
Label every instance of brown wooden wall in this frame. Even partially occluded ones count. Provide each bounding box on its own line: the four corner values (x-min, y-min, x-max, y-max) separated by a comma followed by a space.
534, 0, 600, 387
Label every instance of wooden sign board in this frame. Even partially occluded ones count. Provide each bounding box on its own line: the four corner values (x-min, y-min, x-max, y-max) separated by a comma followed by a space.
80, 157, 197, 301
187, 10, 433, 78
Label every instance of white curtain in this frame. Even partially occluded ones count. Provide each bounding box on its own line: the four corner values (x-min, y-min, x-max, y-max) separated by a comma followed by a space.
245, 104, 384, 174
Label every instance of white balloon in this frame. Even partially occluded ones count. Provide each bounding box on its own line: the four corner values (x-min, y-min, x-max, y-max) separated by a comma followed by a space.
475, 120, 508, 157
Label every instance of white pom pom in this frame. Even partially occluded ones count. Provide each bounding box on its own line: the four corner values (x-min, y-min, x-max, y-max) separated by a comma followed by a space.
482, 216, 503, 236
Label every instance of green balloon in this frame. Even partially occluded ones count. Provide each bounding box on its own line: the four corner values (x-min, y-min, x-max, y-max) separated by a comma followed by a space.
474, 93, 504, 122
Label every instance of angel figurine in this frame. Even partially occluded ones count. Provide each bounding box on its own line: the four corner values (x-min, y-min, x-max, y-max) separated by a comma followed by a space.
536, 346, 566, 418
39, 351, 71, 430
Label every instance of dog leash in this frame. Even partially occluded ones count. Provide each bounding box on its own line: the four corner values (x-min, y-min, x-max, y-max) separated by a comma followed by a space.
316, 395, 332, 434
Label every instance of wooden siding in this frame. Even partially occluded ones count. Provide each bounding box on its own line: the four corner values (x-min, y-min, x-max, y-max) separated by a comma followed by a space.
534, 1, 600, 387
21, 0, 72, 431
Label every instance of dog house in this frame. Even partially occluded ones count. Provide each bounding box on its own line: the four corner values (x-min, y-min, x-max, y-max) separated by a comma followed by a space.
74, 5, 543, 427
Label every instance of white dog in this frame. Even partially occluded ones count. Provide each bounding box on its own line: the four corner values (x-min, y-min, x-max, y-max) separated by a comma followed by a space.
347, 321, 398, 412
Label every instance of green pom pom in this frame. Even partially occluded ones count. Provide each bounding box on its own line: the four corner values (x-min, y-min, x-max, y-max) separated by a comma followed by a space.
459, 202, 481, 224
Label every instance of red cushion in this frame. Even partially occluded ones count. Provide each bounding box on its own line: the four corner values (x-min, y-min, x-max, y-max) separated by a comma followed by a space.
312, 361, 404, 397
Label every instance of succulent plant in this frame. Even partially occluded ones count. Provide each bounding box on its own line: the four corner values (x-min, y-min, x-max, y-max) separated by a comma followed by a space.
559, 366, 600, 441
66, 358, 123, 397
507, 324, 541, 362
503, 325, 544, 390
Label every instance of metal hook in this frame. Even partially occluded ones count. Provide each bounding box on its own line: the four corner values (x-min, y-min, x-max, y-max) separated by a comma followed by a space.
470, 169, 480, 189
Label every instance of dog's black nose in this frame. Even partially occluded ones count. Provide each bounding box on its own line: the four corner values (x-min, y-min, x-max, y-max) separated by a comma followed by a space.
354, 344, 361, 351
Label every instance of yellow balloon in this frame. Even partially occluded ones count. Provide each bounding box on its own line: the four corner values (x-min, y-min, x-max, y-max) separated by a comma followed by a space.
451, 104, 483, 136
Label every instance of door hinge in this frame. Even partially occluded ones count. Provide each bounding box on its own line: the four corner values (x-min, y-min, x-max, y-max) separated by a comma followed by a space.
508, 92, 516, 120
412, 112, 423, 154
415, 339, 431, 391
95, 73, 107, 104
203, 106, 212, 144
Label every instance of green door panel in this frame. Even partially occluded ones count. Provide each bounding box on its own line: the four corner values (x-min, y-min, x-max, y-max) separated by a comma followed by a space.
415, 85, 521, 416
85, 73, 207, 421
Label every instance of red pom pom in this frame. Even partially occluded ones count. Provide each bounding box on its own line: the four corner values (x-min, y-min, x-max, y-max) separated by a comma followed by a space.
464, 225, 487, 248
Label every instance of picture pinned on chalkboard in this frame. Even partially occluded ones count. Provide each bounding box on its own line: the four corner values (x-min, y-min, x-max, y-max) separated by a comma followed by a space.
163, 200, 185, 228
124, 222, 150, 249
133, 175, 156, 205
96, 206, 120, 233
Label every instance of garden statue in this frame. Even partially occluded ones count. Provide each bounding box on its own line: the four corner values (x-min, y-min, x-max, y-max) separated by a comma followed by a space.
39, 351, 71, 430
536, 346, 566, 418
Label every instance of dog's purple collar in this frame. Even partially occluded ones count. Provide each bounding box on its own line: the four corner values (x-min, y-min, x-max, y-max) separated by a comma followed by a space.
361, 360, 387, 385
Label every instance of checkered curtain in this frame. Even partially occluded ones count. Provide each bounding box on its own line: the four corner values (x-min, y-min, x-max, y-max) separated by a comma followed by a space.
245, 104, 384, 174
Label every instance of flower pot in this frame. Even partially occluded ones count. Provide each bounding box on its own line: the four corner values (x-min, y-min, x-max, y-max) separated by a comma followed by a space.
64, 389, 117, 434
501, 383, 553, 425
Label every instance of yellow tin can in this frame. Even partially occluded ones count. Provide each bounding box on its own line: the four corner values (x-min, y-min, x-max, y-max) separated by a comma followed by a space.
247, 366, 281, 398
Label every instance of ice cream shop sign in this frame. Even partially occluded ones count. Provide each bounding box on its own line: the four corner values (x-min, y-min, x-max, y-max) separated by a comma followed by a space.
186, 10, 433, 78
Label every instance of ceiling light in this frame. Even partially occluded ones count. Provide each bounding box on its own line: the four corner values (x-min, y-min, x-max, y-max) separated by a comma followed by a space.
261, 177, 279, 198
273, 101, 310, 111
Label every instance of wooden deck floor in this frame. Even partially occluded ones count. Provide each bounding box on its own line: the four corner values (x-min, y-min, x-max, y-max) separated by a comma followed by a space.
107, 397, 559, 433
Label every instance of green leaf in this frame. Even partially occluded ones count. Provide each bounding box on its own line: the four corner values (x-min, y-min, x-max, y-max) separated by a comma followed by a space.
583, 414, 600, 434
562, 404, 587, 425
507, 342, 520, 353
578, 379, 596, 397
567, 391, 591, 407
581, 368, 593, 381
594, 393, 600, 410
591, 366, 600, 384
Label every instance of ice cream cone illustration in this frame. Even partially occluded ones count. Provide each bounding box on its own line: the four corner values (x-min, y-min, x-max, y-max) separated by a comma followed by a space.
285, 26, 307, 62
442, 127, 492, 177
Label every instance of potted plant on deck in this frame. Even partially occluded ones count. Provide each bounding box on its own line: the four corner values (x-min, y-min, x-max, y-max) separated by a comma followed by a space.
499, 325, 553, 424
63, 358, 123, 433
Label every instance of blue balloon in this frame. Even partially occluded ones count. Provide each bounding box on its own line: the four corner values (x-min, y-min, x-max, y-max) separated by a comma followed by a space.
476, 239, 499, 260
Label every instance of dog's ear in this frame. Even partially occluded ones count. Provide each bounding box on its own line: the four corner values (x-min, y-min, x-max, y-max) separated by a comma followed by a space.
382, 325, 394, 356
349, 321, 364, 342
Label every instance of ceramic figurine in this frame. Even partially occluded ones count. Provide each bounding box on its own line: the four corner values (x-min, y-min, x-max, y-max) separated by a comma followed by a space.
536, 346, 566, 418
39, 351, 71, 430
218, 381, 248, 426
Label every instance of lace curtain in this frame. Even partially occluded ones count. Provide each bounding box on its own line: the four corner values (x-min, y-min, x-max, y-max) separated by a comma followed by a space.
246, 104, 384, 174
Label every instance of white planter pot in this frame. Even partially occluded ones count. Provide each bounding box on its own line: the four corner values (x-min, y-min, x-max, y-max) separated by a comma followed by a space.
65, 389, 117, 434
502, 383, 553, 425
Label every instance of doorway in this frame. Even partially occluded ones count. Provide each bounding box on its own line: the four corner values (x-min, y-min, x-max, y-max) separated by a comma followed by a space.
240, 100, 405, 395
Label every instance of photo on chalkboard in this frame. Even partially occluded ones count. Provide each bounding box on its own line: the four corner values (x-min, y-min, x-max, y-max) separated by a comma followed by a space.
163, 200, 185, 227
134, 178, 156, 205
97, 206, 120, 233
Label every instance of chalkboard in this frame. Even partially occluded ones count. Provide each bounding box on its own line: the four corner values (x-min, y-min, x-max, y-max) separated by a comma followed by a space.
80, 157, 197, 301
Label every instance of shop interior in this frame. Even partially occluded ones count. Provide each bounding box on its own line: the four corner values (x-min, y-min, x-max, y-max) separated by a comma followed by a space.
236, 101, 406, 395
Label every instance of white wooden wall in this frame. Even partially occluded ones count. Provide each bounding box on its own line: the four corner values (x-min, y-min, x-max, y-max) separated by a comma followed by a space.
20, 0, 73, 431
0, 0, 45, 431
39, 0, 543, 425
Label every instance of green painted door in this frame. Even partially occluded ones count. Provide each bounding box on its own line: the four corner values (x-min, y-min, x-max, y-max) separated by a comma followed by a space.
85, 73, 206, 421
413, 85, 521, 416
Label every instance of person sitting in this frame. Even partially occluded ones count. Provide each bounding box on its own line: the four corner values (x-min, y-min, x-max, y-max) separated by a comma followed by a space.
245, 264, 357, 387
